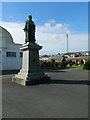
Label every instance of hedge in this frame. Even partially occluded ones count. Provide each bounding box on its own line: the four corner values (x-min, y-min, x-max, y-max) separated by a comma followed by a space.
83, 60, 90, 70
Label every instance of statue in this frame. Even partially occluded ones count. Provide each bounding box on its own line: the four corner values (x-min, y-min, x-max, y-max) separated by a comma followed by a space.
23, 15, 36, 43
12, 15, 50, 86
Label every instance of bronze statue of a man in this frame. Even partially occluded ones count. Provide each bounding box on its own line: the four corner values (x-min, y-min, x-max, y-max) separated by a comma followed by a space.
23, 15, 36, 43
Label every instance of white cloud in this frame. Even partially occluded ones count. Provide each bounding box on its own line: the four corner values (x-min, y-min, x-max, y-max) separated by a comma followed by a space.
36, 32, 88, 55
1, 21, 25, 44
37, 23, 69, 34
0, 21, 88, 55
48, 19, 56, 24
55, 24, 62, 28
9, 16, 14, 19
44, 23, 51, 27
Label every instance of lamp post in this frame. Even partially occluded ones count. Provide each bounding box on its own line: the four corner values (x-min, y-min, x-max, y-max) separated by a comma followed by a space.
66, 33, 68, 53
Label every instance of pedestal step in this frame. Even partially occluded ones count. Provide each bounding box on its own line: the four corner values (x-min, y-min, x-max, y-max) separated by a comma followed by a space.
12, 75, 50, 86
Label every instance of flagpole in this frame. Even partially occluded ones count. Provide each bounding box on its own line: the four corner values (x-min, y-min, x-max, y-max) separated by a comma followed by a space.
66, 33, 68, 53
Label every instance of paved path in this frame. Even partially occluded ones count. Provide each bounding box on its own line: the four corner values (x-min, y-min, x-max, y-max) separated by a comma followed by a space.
2, 68, 89, 118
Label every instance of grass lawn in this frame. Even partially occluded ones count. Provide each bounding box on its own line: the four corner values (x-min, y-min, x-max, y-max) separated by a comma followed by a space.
70, 65, 83, 68
41, 66, 69, 70
79, 69, 90, 71
41, 64, 83, 70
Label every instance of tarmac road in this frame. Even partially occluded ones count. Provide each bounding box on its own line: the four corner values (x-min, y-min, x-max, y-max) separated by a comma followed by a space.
2, 68, 89, 118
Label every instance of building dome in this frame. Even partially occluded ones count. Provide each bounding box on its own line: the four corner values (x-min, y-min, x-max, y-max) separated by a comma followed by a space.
0, 26, 14, 45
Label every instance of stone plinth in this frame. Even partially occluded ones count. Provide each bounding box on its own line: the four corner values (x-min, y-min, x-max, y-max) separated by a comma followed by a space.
12, 42, 50, 86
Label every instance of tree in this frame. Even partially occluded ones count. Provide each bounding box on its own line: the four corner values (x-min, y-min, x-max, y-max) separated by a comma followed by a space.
55, 62, 58, 67
83, 60, 90, 70
79, 58, 84, 66
68, 60, 73, 67
51, 59, 55, 66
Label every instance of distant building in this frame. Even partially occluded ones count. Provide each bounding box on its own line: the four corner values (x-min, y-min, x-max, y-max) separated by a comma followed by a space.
83, 51, 90, 56
40, 54, 63, 62
63, 52, 80, 58
63, 51, 90, 57
0, 26, 23, 70
41, 52, 89, 64
66, 57, 81, 62
40, 55, 51, 61
50, 54, 62, 62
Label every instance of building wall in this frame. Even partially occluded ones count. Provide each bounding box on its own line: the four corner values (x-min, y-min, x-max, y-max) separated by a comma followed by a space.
0, 51, 1, 70
1, 45, 22, 70
0, 26, 23, 70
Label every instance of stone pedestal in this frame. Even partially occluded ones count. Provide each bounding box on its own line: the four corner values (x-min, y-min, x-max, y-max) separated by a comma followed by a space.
12, 42, 50, 86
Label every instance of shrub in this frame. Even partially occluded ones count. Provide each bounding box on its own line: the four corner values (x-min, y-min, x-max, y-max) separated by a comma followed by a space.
40, 61, 48, 67
51, 59, 55, 66
75, 60, 79, 66
68, 60, 73, 67
83, 60, 90, 70
57, 62, 62, 66
61, 61, 67, 67
47, 62, 52, 67
79, 58, 84, 66
55, 62, 58, 67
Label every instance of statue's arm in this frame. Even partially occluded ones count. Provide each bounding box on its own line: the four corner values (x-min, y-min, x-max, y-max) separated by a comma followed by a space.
33, 22, 36, 32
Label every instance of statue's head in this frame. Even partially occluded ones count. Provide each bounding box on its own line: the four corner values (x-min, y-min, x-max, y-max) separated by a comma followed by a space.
28, 15, 32, 20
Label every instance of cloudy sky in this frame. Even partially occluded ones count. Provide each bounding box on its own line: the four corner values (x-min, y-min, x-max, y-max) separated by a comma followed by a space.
1, 2, 88, 55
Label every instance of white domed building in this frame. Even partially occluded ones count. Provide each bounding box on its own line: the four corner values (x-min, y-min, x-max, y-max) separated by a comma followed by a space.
0, 26, 22, 70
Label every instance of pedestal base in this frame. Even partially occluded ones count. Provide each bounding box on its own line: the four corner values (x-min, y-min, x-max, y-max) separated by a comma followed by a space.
12, 42, 50, 86
12, 74, 50, 86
